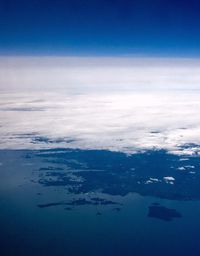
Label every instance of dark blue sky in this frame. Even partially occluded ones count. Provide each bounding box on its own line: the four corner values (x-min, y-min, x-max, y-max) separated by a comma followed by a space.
1, 0, 200, 56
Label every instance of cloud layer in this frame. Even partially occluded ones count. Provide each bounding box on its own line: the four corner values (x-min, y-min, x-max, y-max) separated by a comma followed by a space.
1, 57, 200, 92
0, 91, 200, 155
0, 57, 200, 155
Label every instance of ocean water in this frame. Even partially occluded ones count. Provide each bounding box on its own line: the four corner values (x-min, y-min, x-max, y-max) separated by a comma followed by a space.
0, 91, 200, 256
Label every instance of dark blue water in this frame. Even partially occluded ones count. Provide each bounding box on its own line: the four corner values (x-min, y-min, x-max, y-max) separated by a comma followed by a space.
0, 149, 200, 256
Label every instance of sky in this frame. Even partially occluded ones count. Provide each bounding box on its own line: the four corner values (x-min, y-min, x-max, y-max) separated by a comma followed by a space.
1, 0, 200, 56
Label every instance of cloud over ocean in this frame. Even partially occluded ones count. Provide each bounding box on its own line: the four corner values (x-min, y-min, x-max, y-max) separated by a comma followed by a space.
0, 57, 200, 155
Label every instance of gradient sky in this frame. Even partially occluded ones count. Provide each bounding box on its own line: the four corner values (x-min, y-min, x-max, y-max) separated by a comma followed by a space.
1, 0, 200, 56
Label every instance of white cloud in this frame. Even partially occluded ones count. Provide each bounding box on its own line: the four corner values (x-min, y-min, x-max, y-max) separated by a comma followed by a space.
163, 177, 175, 184
177, 167, 186, 171
163, 177, 175, 181
145, 178, 160, 184
0, 57, 200, 155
